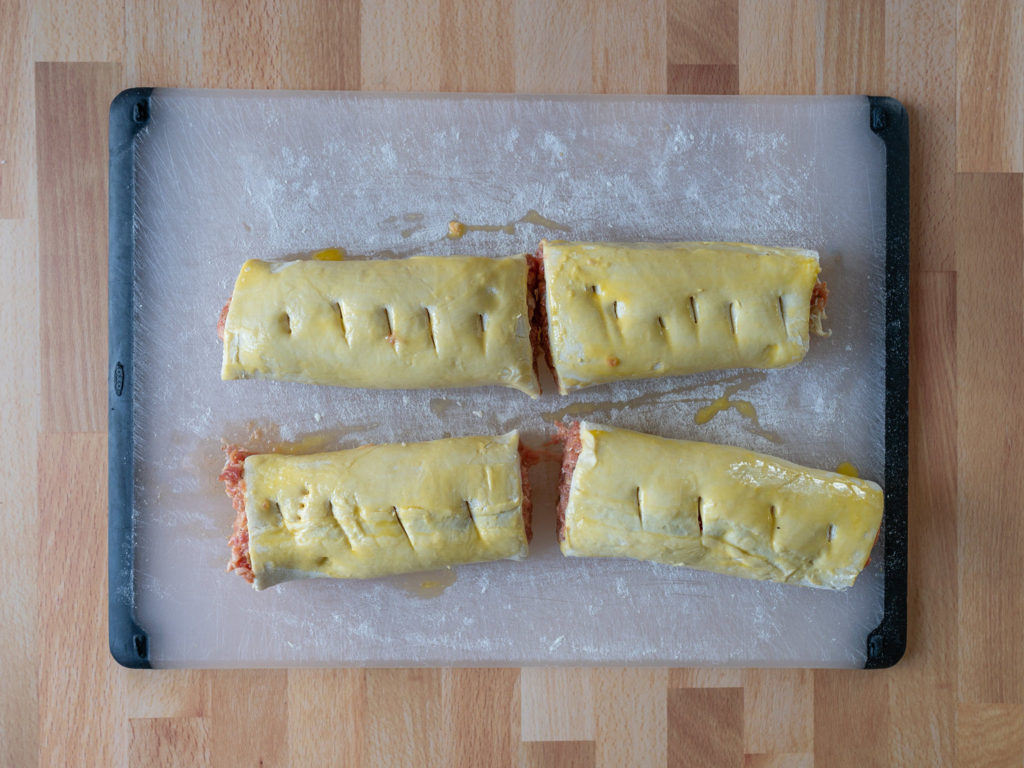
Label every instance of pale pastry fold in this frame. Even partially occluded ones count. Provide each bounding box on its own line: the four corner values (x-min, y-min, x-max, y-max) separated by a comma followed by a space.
557, 422, 883, 590
220, 255, 540, 397
540, 240, 822, 393
221, 432, 531, 590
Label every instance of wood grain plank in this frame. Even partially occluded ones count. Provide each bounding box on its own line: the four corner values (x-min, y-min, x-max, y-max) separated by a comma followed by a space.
513, 0, 592, 93
743, 755, 813, 768
592, 669, 668, 768
12, 2, 1024, 765
126, 0, 203, 88
886, 0, 957, 271
360, 0, 442, 91
957, 703, 1024, 768
669, 668, 743, 688
365, 669, 446, 766
0, 0, 31, 218
129, 718, 211, 768
956, 0, 1024, 172
956, 172, 1024, 704
35, 62, 121, 434
813, 671, 891, 767
591, 0, 667, 94
520, 668, 595, 741
737, 0, 817, 94
440, 0, 514, 92
0, 220, 39, 768
209, 671, 288, 768
666, 0, 738, 65
31, 0, 124, 61
280, 0, 360, 91
444, 669, 520, 767
741, 670, 813, 754
287, 669, 365, 765
521, 740, 596, 768
120, 671, 211, 719
201, 0, 283, 89
821, 0, 886, 93
889, 271, 957, 765
667, 687, 743, 768
667, 64, 739, 95
37, 433, 119, 768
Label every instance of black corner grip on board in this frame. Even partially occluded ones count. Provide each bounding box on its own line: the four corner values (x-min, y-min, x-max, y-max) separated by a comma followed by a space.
108, 88, 154, 669
864, 96, 909, 669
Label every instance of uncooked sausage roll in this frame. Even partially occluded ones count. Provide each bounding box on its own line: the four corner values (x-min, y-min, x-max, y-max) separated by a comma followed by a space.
538, 240, 826, 393
220, 255, 541, 397
557, 422, 883, 590
221, 432, 532, 590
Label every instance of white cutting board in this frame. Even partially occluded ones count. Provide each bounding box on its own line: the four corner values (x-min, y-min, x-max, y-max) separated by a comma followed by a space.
127, 91, 887, 667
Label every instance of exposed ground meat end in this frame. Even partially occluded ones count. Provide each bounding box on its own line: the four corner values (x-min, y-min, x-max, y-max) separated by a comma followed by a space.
527, 249, 557, 389
217, 297, 231, 341
554, 421, 583, 543
220, 446, 255, 584
811, 280, 829, 314
810, 280, 831, 337
525, 254, 542, 388
517, 442, 541, 542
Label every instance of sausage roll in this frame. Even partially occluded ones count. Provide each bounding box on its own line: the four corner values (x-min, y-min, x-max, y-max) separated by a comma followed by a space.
557, 422, 883, 590
221, 432, 532, 589
538, 240, 825, 393
220, 255, 540, 397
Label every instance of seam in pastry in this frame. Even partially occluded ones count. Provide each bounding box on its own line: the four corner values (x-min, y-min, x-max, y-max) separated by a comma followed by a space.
351, 501, 368, 538
728, 301, 738, 336
383, 306, 395, 346
464, 499, 481, 538
274, 499, 301, 530
392, 506, 414, 549
327, 500, 353, 549
656, 315, 669, 349
477, 313, 487, 352
715, 538, 790, 577
333, 301, 349, 345
424, 307, 438, 354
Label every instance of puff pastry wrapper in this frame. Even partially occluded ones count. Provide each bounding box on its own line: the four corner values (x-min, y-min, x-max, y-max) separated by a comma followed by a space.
225, 432, 530, 590
540, 240, 821, 393
221, 255, 539, 396
558, 422, 883, 590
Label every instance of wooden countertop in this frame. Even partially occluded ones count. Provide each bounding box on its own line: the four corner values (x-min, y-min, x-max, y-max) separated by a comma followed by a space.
2, 1, 1022, 766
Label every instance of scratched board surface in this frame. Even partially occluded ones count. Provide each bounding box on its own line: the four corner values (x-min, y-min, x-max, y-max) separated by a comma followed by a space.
127, 92, 887, 667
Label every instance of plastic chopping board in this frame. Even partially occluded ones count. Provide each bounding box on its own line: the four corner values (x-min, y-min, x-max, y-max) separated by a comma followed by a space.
108, 91, 908, 669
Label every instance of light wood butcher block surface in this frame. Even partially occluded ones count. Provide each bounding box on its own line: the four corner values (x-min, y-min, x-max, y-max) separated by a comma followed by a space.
2, 0, 1022, 766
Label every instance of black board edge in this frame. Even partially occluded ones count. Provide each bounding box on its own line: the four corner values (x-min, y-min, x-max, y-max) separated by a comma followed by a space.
864, 96, 909, 669
108, 87, 154, 669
